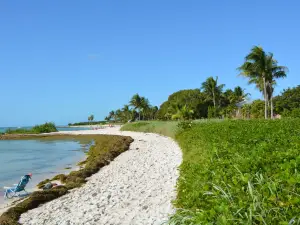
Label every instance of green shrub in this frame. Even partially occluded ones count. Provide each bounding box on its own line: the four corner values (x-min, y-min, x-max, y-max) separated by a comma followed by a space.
5, 123, 57, 134
170, 119, 300, 224
282, 108, 300, 118
177, 120, 194, 132
5, 128, 33, 134
208, 106, 220, 118
68, 121, 106, 126
32, 122, 57, 133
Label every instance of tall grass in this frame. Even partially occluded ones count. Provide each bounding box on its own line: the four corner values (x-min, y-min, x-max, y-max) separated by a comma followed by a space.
121, 121, 178, 138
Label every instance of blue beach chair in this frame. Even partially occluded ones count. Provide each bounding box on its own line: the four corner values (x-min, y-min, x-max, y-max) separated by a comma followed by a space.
4, 174, 32, 199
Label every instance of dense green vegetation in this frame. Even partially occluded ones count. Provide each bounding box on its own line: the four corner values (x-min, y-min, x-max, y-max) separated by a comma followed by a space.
274, 85, 300, 118
0, 134, 133, 225
105, 94, 158, 123
122, 120, 300, 224
107, 46, 297, 121
5, 123, 57, 134
68, 121, 106, 126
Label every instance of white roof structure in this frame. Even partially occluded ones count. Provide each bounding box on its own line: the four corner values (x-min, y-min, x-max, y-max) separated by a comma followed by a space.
236, 99, 252, 108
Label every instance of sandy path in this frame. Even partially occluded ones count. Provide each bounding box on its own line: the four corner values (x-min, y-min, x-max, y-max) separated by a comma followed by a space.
19, 127, 182, 225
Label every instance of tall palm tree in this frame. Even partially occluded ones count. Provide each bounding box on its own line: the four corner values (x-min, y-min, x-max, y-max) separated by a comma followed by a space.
130, 94, 142, 120
239, 47, 287, 119
90, 114, 94, 123
201, 76, 225, 108
238, 46, 269, 119
266, 54, 288, 118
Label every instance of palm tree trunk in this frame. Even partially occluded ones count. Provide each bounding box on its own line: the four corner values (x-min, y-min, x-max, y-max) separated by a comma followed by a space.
212, 91, 216, 108
263, 77, 268, 119
270, 96, 274, 119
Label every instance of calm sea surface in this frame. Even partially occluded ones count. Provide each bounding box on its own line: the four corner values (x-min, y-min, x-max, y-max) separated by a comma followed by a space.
0, 126, 91, 133
0, 127, 92, 204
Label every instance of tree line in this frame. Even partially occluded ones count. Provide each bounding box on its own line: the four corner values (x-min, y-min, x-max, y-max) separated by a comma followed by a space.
105, 94, 158, 123
106, 45, 299, 121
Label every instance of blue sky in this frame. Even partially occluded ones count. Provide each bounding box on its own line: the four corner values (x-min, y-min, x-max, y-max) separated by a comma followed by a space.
0, 1, 299, 126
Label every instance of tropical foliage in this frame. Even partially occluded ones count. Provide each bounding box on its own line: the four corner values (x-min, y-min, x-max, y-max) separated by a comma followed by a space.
87, 114, 94, 124
157, 83, 250, 120
105, 94, 158, 123
68, 121, 106, 126
201, 76, 224, 108
238, 46, 288, 119
110, 46, 293, 121
274, 85, 300, 117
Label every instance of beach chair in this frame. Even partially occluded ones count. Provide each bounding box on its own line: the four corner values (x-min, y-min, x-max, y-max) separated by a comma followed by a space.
4, 174, 32, 199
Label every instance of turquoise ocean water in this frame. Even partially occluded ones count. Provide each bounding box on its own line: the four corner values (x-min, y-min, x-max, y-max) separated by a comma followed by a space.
0, 126, 92, 203
0, 126, 91, 133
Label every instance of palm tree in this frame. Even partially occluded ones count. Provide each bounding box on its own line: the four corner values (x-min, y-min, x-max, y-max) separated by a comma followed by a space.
239, 47, 287, 119
238, 46, 269, 118
232, 86, 250, 103
109, 110, 115, 123
122, 105, 131, 122
150, 106, 158, 120
266, 55, 288, 118
140, 97, 150, 120
171, 104, 194, 120
90, 114, 94, 123
241, 104, 252, 119
130, 109, 138, 121
130, 94, 142, 120
115, 109, 122, 122
88, 115, 94, 125
104, 116, 110, 122
201, 76, 225, 108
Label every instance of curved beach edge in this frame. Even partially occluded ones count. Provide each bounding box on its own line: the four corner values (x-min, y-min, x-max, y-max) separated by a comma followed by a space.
19, 126, 182, 225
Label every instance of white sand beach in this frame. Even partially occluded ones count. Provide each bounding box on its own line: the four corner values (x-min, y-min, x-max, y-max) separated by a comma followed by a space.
18, 126, 182, 225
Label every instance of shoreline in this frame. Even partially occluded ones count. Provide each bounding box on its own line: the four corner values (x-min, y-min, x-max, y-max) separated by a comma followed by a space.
20, 127, 182, 225
1, 126, 182, 225
0, 134, 91, 216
